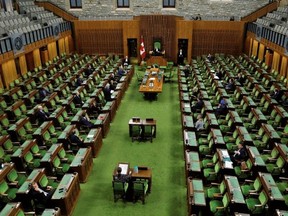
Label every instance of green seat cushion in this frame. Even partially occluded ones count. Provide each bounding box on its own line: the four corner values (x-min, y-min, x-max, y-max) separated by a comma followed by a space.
241, 184, 254, 196
207, 187, 221, 199
209, 199, 223, 213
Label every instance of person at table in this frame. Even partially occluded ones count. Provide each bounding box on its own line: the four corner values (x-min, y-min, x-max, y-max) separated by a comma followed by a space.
183, 65, 191, 78
123, 56, 129, 67
79, 112, 94, 129
69, 129, 83, 147
38, 87, 50, 102
153, 47, 164, 56
117, 66, 126, 79
103, 83, 112, 102
177, 49, 184, 65
270, 88, 281, 102
195, 114, 204, 131
215, 97, 228, 116
114, 167, 130, 183
225, 78, 235, 91
191, 96, 204, 113
231, 143, 248, 165
36, 105, 50, 125
236, 72, 245, 86
84, 64, 94, 77
76, 74, 84, 87
74, 92, 84, 106
29, 181, 54, 205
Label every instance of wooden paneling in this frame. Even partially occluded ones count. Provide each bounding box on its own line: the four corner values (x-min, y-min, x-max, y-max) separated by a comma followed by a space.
33, 49, 41, 68
1, 60, 18, 87
74, 21, 124, 54
176, 20, 193, 63
19, 55, 28, 76
258, 44, 265, 61
280, 56, 288, 78
122, 20, 140, 57
48, 42, 58, 61
252, 40, 259, 57
192, 21, 245, 57
58, 38, 66, 55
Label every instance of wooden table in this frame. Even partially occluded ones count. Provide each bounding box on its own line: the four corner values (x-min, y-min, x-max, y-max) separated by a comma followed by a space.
146, 56, 167, 66
139, 68, 164, 98
187, 178, 206, 215
128, 118, 156, 142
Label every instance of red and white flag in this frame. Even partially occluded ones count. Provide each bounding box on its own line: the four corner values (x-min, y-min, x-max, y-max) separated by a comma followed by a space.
140, 36, 146, 60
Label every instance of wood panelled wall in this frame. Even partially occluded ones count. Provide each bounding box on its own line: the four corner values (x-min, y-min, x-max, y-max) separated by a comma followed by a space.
74, 21, 124, 55
73, 16, 246, 62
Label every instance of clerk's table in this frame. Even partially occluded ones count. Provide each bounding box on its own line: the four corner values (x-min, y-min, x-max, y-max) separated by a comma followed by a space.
139, 68, 164, 98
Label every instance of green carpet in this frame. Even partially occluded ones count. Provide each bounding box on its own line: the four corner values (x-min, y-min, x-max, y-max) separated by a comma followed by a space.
73, 67, 187, 216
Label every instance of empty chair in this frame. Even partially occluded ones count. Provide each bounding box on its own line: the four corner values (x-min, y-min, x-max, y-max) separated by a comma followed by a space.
206, 180, 226, 199
133, 179, 148, 204
245, 190, 268, 215
112, 180, 128, 203
209, 192, 230, 215
240, 177, 262, 197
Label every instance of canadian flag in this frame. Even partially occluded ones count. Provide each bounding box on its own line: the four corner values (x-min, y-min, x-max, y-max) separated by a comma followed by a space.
140, 36, 146, 60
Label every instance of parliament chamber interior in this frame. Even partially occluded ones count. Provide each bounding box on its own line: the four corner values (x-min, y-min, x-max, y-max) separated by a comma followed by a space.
0, 0, 287, 215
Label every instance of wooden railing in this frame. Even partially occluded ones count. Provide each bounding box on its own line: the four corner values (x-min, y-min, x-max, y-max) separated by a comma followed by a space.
241, 2, 278, 22
35, 1, 78, 21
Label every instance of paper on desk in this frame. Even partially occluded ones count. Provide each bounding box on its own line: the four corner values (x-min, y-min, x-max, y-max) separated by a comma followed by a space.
119, 163, 128, 174
224, 161, 233, 169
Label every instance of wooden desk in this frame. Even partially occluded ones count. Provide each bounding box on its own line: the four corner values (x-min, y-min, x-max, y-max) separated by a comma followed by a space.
41, 208, 61, 216
93, 113, 110, 138
51, 173, 80, 216
139, 69, 164, 95
216, 149, 234, 174
247, 146, 266, 172
258, 172, 285, 209
224, 175, 246, 211
181, 102, 191, 114
146, 56, 167, 66
183, 130, 197, 151
0, 202, 24, 216
131, 167, 152, 193
185, 150, 201, 177
187, 178, 206, 215
128, 118, 156, 142
83, 128, 103, 157
69, 147, 93, 183
182, 114, 194, 131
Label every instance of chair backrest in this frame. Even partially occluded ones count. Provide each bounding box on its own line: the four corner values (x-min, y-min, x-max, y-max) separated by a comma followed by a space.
133, 180, 144, 192
259, 190, 268, 205
24, 151, 33, 163
113, 180, 124, 191
276, 156, 285, 168
3, 139, 13, 151
7, 169, 18, 182
219, 181, 226, 194
254, 177, 262, 191
222, 193, 230, 208
39, 175, 48, 188
154, 41, 161, 50
58, 148, 66, 159
52, 156, 61, 168
0, 180, 8, 194
31, 144, 39, 154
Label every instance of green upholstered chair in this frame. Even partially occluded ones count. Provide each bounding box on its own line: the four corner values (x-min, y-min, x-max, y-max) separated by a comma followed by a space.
38, 174, 58, 189
224, 129, 238, 143
266, 156, 285, 176
131, 125, 142, 142
0, 146, 11, 163
58, 148, 74, 163
6, 168, 27, 187
23, 120, 35, 134
199, 139, 214, 156
276, 177, 288, 194
209, 192, 230, 215
0, 180, 18, 203
17, 127, 33, 142
245, 190, 268, 214
1, 115, 10, 130
133, 179, 148, 204
154, 41, 161, 50
135, 71, 143, 85
202, 153, 218, 169
260, 147, 279, 163
234, 158, 253, 179
278, 124, 288, 144
52, 156, 70, 176
203, 162, 221, 182
253, 133, 270, 151
3, 138, 18, 154
240, 177, 262, 197
48, 124, 61, 138
112, 180, 128, 203
206, 180, 226, 199
24, 151, 40, 170
30, 144, 46, 158
43, 131, 57, 146
267, 114, 282, 128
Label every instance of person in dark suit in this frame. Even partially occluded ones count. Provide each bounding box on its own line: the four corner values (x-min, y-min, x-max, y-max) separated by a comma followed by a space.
38, 87, 50, 102
84, 65, 94, 77
103, 83, 112, 101
191, 97, 204, 113
271, 89, 281, 102
231, 143, 247, 165
236, 72, 245, 86
73, 92, 84, 106
117, 66, 126, 77
29, 182, 54, 205
69, 129, 83, 146
153, 47, 162, 56
177, 49, 184, 65
79, 113, 94, 128
123, 56, 129, 67
215, 97, 228, 116
36, 105, 50, 125
225, 78, 235, 91
114, 167, 130, 183
76, 74, 83, 87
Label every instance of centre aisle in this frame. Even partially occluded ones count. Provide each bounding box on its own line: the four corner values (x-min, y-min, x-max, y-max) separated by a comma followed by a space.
73, 66, 186, 216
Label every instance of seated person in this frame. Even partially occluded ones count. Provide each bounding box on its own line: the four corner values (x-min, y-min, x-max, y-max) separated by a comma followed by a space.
79, 113, 94, 129
215, 97, 228, 116
191, 97, 204, 113
225, 78, 235, 91
84, 65, 94, 77
36, 105, 50, 125
69, 129, 83, 147
270, 89, 282, 102
215, 69, 223, 80
231, 143, 247, 165
114, 167, 130, 183
195, 114, 204, 131
38, 87, 50, 102
123, 56, 129, 67
73, 92, 84, 106
117, 66, 126, 78
183, 65, 191, 78
236, 72, 245, 86
103, 83, 112, 101
29, 181, 55, 205
76, 74, 84, 87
